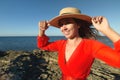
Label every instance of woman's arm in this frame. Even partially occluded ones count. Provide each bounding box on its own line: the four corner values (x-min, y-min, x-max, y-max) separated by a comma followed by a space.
92, 16, 120, 68
37, 35, 59, 51
37, 21, 59, 51
92, 16, 120, 42
93, 40, 120, 68
38, 20, 49, 36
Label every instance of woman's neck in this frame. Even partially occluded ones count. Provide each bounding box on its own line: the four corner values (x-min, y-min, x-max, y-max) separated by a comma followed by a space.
67, 37, 82, 44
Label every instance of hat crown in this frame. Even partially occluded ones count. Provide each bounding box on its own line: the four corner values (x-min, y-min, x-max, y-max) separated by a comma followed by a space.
59, 7, 81, 15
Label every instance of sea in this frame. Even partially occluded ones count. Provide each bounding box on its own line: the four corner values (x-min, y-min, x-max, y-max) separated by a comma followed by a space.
0, 36, 113, 51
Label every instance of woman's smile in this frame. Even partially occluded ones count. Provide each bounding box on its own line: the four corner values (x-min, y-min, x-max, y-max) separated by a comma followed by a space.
63, 29, 70, 35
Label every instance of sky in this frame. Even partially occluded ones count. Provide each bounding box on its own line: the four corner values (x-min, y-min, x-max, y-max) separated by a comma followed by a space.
0, 0, 120, 36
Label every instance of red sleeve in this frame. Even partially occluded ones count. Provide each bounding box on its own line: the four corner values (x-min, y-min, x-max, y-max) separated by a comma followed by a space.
93, 39, 120, 68
114, 39, 120, 52
37, 35, 58, 51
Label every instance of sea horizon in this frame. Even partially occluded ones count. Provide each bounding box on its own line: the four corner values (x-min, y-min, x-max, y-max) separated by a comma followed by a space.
0, 36, 65, 51
0, 36, 112, 51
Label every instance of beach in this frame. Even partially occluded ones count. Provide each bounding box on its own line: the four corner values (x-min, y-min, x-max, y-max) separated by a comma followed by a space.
0, 49, 120, 80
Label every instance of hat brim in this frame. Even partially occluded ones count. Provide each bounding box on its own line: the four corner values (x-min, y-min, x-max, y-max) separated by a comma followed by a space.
49, 14, 92, 28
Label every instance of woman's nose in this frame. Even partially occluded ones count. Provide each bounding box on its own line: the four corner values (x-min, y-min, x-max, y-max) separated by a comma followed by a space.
61, 25, 67, 30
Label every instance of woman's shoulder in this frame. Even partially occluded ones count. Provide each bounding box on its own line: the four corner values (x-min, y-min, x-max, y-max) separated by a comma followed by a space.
83, 38, 108, 48
82, 38, 104, 46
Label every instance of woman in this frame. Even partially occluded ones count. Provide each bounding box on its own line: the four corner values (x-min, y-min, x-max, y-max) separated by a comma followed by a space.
37, 7, 120, 80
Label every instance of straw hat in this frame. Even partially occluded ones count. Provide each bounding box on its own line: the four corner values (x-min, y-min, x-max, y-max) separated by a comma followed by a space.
49, 7, 92, 28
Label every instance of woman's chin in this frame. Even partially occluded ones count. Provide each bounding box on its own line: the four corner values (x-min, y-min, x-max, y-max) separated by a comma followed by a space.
65, 35, 75, 39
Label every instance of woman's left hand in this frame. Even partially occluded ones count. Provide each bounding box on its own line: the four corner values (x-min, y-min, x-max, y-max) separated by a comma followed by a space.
91, 16, 110, 33
92, 16, 120, 42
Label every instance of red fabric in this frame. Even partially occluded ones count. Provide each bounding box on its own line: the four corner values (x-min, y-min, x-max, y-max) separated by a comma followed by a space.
37, 36, 120, 80
60, 75, 83, 80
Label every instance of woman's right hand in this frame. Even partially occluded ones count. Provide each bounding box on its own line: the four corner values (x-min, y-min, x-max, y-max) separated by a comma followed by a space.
38, 21, 50, 36
39, 21, 49, 31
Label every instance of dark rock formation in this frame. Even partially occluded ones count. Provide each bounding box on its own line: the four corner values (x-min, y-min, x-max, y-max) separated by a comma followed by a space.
0, 49, 120, 80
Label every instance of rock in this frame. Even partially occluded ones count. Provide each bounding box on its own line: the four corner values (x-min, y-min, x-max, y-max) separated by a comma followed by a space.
0, 49, 120, 80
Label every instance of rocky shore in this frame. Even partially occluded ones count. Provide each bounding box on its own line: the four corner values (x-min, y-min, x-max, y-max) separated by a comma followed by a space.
0, 49, 120, 80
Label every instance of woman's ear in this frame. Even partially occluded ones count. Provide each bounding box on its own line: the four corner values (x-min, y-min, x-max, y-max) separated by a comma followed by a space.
78, 25, 80, 29
77, 24, 81, 29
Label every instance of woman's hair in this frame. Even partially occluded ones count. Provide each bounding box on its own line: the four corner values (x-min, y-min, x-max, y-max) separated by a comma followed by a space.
73, 18, 98, 39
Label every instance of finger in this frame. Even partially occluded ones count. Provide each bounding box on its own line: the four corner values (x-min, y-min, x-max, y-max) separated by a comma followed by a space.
40, 21, 46, 27
44, 21, 49, 29
98, 16, 103, 24
92, 17, 98, 23
41, 21, 45, 27
38, 20, 50, 31
38, 21, 41, 27
95, 16, 102, 24
44, 20, 47, 27
47, 21, 51, 26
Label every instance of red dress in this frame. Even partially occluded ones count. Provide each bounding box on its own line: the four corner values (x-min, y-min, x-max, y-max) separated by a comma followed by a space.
37, 35, 120, 80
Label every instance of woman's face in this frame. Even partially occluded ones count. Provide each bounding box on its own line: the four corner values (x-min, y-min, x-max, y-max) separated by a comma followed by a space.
58, 18, 80, 39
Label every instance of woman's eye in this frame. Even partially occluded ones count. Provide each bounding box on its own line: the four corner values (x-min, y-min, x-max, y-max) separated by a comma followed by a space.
64, 22, 69, 25
58, 21, 73, 27
64, 21, 72, 25
58, 22, 63, 27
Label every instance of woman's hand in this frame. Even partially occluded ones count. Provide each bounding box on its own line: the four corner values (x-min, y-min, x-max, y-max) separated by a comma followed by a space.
39, 21, 49, 31
92, 16, 110, 33
92, 16, 120, 42
38, 21, 50, 36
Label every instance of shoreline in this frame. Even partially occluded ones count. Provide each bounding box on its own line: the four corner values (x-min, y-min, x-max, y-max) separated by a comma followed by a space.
0, 49, 120, 80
